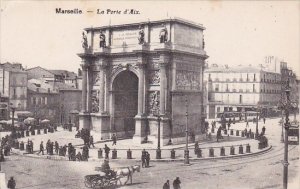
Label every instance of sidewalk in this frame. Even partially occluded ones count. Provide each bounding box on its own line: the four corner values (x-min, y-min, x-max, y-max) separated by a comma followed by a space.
9, 124, 271, 162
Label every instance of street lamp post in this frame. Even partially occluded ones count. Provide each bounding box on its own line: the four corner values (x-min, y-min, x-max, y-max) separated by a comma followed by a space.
283, 84, 290, 189
184, 96, 189, 164
281, 113, 284, 143
156, 114, 161, 159
255, 110, 259, 139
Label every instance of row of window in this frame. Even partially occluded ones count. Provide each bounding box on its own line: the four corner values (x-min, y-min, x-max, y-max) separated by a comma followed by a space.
31, 96, 48, 106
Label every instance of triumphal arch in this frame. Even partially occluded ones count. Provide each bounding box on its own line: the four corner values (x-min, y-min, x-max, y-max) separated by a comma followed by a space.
78, 18, 208, 145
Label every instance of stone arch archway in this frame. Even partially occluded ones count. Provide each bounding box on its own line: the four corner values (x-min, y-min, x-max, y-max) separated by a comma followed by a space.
111, 70, 138, 137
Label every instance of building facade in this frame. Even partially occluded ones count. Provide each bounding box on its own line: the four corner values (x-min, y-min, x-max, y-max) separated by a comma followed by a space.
204, 64, 282, 119
0, 63, 28, 111
27, 81, 60, 123
78, 18, 208, 145
59, 89, 82, 125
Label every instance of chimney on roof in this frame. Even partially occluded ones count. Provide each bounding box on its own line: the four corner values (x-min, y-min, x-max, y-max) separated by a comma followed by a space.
48, 88, 50, 93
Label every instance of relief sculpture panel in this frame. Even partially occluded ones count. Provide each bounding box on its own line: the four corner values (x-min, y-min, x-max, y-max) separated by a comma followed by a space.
176, 71, 200, 90
93, 71, 101, 86
148, 70, 160, 85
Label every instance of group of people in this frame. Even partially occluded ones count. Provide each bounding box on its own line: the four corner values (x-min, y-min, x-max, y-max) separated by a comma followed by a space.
38, 140, 59, 155
141, 149, 151, 168
77, 128, 95, 148
163, 177, 181, 189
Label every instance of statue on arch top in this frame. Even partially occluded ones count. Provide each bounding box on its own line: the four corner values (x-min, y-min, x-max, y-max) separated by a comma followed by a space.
138, 25, 145, 44
82, 32, 88, 49
99, 30, 106, 48
159, 24, 168, 43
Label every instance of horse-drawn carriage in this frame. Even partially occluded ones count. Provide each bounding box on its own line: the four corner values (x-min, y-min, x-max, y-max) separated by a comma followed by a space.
84, 165, 140, 189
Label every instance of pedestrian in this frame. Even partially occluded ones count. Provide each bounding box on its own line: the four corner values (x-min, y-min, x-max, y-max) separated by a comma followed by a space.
82, 144, 89, 161
38, 141, 44, 155
216, 127, 222, 142
50, 142, 54, 155
227, 122, 231, 130
262, 126, 266, 135
145, 152, 150, 167
7, 176, 16, 189
112, 134, 117, 146
194, 141, 199, 154
104, 144, 110, 159
163, 180, 170, 189
55, 141, 59, 154
263, 117, 266, 124
76, 151, 82, 161
68, 143, 73, 160
90, 136, 95, 148
173, 177, 181, 189
246, 120, 249, 128
46, 139, 51, 154
141, 151, 146, 168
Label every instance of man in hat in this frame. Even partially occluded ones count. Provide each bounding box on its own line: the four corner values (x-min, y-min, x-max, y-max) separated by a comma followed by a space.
7, 176, 16, 189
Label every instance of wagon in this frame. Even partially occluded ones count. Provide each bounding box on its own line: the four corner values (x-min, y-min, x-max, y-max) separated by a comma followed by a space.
84, 165, 140, 189
84, 172, 119, 189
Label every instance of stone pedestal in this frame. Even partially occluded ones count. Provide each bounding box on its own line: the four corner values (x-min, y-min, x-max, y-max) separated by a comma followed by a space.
147, 115, 171, 146
78, 112, 91, 130
91, 113, 110, 140
0, 172, 7, 189
132, 115, 147, 144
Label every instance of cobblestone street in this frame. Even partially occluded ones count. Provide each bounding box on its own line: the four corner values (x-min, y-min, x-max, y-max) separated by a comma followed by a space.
1, 117, 299, 189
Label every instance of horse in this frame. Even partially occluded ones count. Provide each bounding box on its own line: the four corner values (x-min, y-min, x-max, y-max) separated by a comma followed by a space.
115, 165, 140, 185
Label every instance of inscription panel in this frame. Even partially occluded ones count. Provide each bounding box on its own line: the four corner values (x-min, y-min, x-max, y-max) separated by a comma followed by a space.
112, 29, 139, 46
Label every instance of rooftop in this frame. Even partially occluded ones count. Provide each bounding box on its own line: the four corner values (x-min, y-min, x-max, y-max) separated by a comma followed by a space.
85, 17, 205, 31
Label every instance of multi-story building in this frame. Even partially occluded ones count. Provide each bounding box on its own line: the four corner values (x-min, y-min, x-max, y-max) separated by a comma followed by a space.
0, 63, 28, 111
26, 66, 80, 89
27, 78, 82, 124
280, 62, 299, 117
204, 64, 282, 119
59, 88, 81, 126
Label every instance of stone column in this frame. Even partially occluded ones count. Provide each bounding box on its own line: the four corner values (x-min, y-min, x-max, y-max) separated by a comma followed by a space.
160, 63, 167, 115
133, 55, 147, 144
137, 64, 145, 115
81, 63, 88, 112
79, 62, 91, 130
99, 65, 106, 113
87, 68, 92, 112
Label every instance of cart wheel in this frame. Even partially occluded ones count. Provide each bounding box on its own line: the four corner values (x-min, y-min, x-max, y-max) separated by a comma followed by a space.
84, 178, 92, 188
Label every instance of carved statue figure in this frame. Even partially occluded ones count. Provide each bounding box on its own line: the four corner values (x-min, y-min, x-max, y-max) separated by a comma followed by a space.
82, 32, 88, 49
149, 91, 160, 115
138, 25, 145, 44
91, 91, 99, 113
99, 31, 106, 48
159, 25, 168, 43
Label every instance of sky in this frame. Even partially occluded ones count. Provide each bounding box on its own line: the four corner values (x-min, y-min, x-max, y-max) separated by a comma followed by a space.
0, 0, 299, 76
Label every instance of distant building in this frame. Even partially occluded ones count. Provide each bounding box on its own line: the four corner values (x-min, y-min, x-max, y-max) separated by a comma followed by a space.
26, 66, 80, 89
27, 79, 82, 124
204, 64, 282, 119
0, 95, 9, 120
280, 62, 299, 112
59, 89, 81, 126
27, 79, 60, 123
0, 62, 28, 111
